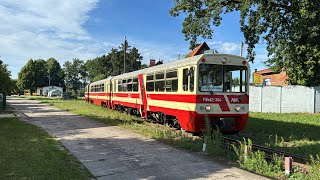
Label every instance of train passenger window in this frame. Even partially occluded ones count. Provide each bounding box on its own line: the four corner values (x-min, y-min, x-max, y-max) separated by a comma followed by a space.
190, 67, 195, 92
156, 73, 164, 79
114, 81, 116, 92
122, 79, 127, 92
133, 77, 138, 92
146, 74, 154, 91
102, 84, 105, 92
127, 78, 133, 91
155, 72, 165, 91
147, 74, 154, 81
118, 80, 122, 92
183, 68, 189, 91
155, 81, 165, 91
166, 70, 178, 92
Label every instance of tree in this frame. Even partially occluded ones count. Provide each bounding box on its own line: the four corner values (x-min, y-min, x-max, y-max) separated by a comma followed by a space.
85, 55, 111, 82
17, 59, 47, 93
46, 58, 64, 87
85, 40, 143, 81
0, 60, 12, 94
63, 58, 86, 93
170, 0, 320, 86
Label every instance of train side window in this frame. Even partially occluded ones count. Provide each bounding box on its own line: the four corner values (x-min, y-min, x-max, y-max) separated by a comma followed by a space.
102, 84, 105, 92
155, 72, 165, 92
183, 68, 188, 91
127, 78, 133, 91
146, 74, 154, 91
114, 81, 116, 92
190, 67, 195, 92
166, 70, 178, 92
118, 80, 122, 92
122, 79, 127, 92
133, 77, 138, 92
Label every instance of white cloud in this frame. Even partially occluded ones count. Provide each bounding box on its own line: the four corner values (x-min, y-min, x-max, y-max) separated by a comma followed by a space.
207, 41, 239, 54
0, 0, 113, 78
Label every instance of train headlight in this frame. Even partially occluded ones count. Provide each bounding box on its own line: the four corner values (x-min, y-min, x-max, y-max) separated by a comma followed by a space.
235, 105, 241, 112
200, 106, 204, 111
205, 105, 211, 112
241, 106, 245, 111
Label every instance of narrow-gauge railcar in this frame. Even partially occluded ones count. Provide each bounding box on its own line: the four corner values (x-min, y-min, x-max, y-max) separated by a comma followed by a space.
85, 53, 250, 134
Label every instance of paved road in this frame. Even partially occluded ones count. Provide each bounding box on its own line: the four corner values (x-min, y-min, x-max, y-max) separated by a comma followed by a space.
8, 97, 268, 180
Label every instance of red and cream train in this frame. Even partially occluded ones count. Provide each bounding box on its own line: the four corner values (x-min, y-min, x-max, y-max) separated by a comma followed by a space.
85, 53, 250, 134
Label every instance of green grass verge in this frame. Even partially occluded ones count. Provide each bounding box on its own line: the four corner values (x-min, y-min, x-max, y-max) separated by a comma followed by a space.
238, 112, 320, 157
0, 117, 93, 179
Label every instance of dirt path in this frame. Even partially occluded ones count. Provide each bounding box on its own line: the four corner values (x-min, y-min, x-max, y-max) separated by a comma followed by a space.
8, 97, 268, 180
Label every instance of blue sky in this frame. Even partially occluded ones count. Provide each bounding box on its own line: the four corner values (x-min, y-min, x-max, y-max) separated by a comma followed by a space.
0, 0, 267, 79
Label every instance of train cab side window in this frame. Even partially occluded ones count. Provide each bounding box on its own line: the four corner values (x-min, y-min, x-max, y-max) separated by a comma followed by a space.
127, 78, 133, 91
133, 77, 138, 92
102, 84, 105, 92
183, 68, 189, 91
166, 70, 178, 92
114, 81, 116, 92
122, 79, 127, 92
155, 72, 165, 91
118, 80, 122, 92
190, 67, 195, 92
146, 74, 154, 91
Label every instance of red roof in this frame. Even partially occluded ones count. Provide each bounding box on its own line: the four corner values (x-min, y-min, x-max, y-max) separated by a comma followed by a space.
188, 42, 210, 57
255, 69, 273, 75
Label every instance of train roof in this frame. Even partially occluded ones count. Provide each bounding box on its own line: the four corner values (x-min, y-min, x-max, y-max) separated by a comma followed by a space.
88, 53, 247, 84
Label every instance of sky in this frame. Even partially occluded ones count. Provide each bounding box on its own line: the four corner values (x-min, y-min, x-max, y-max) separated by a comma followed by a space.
0, 0, 268, 79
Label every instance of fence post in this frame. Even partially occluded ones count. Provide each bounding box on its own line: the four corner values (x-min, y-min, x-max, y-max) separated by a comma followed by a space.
284, 157, 292, 175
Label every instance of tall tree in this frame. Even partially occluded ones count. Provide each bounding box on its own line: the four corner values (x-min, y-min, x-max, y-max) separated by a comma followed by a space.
63, 58, 86, 93
170, 0, 320, 86
17, 59, 47, 93
46, 58, 64, 87
0, 60, 12, 94
85, 55, 111, 82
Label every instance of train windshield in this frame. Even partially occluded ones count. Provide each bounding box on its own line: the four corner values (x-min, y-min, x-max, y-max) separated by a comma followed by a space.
198, 64, 248, 93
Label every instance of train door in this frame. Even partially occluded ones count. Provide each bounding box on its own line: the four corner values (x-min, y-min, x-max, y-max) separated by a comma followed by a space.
108, 82, 112, 108
138, 74, 147, 118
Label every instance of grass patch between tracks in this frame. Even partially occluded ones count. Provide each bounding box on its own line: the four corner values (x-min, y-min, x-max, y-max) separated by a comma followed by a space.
0, 117, 93, 179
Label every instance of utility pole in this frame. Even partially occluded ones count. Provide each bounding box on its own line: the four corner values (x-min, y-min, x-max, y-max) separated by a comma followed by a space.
124, 36, 126, 74
240, 41, 244, 57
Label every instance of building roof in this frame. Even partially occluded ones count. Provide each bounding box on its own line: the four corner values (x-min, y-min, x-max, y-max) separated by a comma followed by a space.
188, 42, 210, 57
255, 69, 273, 75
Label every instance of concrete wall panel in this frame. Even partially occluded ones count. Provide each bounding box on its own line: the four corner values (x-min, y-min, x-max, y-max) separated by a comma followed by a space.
249, 86, 262, 112
261, 86, 281, 113
281, 86, 314, 113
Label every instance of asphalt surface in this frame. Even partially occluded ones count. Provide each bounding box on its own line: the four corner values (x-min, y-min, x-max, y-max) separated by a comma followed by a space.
7, 97, 268, 180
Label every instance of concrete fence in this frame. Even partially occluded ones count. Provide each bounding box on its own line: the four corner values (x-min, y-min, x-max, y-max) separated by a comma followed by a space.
249, 86, 320, 113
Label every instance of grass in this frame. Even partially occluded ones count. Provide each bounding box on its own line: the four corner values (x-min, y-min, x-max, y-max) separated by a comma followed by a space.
0, 117, 93, 179
236, 112, 320, 157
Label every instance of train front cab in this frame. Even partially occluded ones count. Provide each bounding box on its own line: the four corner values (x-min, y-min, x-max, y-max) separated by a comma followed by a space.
191, 54, 250, 134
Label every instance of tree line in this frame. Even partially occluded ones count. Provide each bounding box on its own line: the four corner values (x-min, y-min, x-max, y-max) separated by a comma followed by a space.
10, 40, 146, 95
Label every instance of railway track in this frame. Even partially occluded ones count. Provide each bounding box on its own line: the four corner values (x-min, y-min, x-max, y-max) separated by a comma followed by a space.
222, 136, 311, 165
